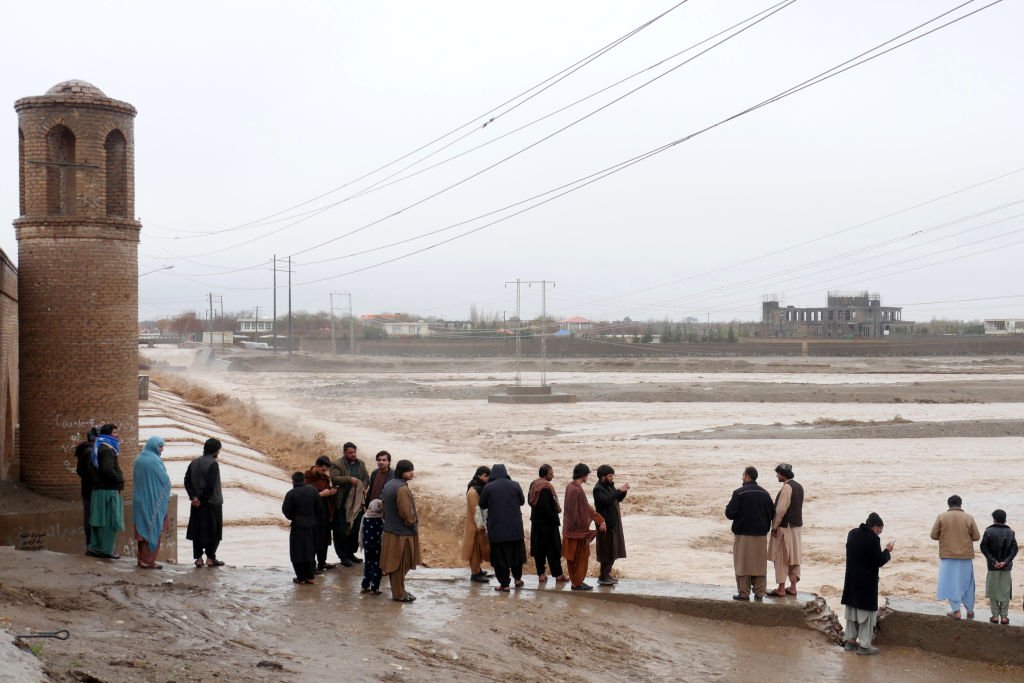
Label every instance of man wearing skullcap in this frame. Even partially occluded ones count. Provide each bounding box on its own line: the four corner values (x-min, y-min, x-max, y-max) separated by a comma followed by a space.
767, 463, 803, 598
184, 438, 226, 568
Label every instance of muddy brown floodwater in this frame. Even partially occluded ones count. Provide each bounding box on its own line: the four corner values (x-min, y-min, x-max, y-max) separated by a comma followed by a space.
149, 349, 1024, 615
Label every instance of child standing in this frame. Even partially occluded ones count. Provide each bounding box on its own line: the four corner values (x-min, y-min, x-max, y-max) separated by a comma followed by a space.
360, 499, 385, 594
980, 509, 1017, 624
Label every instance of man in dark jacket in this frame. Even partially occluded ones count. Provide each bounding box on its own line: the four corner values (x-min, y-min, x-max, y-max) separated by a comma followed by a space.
841, 512, 894, 655
283, 471, 320, 584
75, 426, 99, 550
304, 456, 338, 572
529, 464, 566, 583
980, 509, 1017, 624
87, 424, 125, 559
184, 438, 225, 568
479, 463, 526, 591
594, 464, 629, 586
724, 466, 775, 601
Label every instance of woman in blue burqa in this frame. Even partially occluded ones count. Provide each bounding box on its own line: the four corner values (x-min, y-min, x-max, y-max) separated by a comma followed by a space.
133, 436, 172, 569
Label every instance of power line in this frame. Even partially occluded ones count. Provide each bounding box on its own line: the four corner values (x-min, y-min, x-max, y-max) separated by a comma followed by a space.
146, 0, 691, 241
285, 0, 1006, 288
167, 0, 795, 266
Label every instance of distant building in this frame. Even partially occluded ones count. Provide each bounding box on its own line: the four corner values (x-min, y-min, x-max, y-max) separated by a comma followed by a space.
984, 319, 1024, 335
430, 320, 473, 331
560, 316, 593, 333
761, 291, 912, 338
238, 318, 274, 335
381, 321, 431, 337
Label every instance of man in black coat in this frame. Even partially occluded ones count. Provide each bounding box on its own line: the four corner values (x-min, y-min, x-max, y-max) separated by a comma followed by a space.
479, 463, 526, 591
283, 471, 321, 584
841, 512, 894, 655
74, 427, 99, 550
724, 466, 775, 601
594, 465, 629, 586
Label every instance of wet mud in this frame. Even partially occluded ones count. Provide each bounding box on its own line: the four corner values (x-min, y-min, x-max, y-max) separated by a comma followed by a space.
2, 549, 1022, 682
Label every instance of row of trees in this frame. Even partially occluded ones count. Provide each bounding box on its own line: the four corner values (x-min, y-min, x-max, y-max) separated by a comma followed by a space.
141, 310, 987, 341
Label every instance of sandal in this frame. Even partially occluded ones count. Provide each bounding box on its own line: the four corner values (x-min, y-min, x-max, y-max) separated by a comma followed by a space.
194, 559, 204, 568
947, 611, 962, 620
990, 616, 1000, 624
765, 589, 787, 598
494, 586, 510, 592
786, 587, 798, 595
206, 558, 225, 567
140, 563, 163, 570
1001, 617, 1010, 625
393, 595, 415, 602
966, 611, 975, 620
555, 575, 570, 583
514, 579, 525, 588
538, 574, 548, 583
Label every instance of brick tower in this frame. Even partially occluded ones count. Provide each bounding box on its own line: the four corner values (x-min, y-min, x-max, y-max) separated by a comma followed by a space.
14, 80, 140, 499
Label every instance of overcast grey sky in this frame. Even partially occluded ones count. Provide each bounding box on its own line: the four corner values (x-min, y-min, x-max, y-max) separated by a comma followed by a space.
2, 0, 1022, 323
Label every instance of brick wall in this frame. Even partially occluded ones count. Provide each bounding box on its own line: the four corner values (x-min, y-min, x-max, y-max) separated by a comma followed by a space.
13, 82, 140, 499
0, 249, 17, 481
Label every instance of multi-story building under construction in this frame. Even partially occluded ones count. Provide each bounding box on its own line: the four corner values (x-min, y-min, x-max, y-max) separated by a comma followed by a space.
761, 291, 913, 338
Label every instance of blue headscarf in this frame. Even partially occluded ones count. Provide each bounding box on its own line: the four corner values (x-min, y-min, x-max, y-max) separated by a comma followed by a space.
132, 436, 171, 549
92, 434, 121, 469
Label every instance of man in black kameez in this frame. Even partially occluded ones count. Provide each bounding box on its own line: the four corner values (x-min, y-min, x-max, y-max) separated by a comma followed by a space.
528, 464, 566, 583
594, 464, 629, 586
283, 471, 320, 584
184, 438, 225, 568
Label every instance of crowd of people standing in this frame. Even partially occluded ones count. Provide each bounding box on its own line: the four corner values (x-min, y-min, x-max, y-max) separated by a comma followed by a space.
74, 428, 1020, 655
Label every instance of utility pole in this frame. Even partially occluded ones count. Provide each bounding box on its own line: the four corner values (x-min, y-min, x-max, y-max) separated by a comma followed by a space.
505, 279, 522, 386
329, 292, 336, 354
505, 279, 555, 387
254, 305, 260, 342
287, 256, 293, 355
206, 293, 223, 348
330, 292, 353, 355
272, 255, 277, 353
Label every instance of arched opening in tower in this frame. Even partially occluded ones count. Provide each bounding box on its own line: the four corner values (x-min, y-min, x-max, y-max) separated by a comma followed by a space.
105, 129, 128, 217
45, 125, 76, 216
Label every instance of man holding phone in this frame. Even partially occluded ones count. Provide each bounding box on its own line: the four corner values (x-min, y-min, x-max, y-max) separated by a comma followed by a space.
841, 512, 895, 655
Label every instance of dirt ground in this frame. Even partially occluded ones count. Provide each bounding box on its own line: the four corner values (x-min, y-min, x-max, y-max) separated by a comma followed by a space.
2, 548, 1021, 683
142, 349, 1024, 611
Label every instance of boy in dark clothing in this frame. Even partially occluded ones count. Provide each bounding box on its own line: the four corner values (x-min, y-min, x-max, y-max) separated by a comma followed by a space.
980, 509, 1017, 624
283, 471, 320, 584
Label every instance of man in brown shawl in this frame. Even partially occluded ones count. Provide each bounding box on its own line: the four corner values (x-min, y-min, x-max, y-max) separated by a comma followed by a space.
725, 466, 775, 601
380, 459, 421, 603
463, 466, 492, 583
562, 463, 605, 591
529, 464, 567, 583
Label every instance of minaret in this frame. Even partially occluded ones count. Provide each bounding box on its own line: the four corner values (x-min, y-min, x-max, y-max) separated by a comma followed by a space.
14, 80, 140, 498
